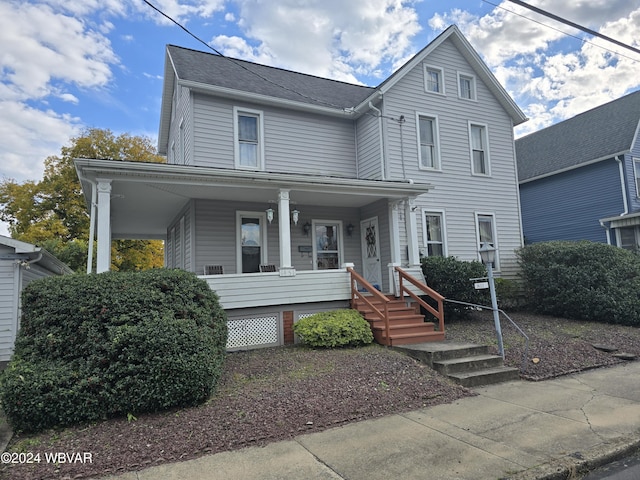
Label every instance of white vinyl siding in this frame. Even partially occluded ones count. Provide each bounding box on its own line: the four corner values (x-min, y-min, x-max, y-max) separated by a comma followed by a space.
356, 113, 383, 179
416, 113, 441, 170
634, 157, 640, 197
469, 122, 490, 176
424, 65, 445, 95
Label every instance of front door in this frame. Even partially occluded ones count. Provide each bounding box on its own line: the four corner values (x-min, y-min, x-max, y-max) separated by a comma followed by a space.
237, 212, 267, 273
361, 217, 382, 289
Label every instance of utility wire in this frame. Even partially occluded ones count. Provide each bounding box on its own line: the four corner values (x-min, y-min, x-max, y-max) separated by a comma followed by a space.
504, 0, 640, 57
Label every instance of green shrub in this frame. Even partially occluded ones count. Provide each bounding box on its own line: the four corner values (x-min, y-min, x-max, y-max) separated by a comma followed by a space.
517, 241, 640, 325
0, 269, 228, 432
293, 310, 373, 348
421, 256, 490, 319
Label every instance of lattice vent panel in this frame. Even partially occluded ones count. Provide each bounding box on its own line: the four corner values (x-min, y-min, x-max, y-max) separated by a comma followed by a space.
296, 313, 316, 321
227, 315, 279, 350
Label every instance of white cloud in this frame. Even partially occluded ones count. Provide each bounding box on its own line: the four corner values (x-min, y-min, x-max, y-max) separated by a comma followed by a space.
213, 0, 421, 84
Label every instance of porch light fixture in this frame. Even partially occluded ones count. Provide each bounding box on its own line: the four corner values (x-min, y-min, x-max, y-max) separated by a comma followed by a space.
266, 207, 274, 224
478, 242, 504, 359
291, 209, 300, 225
303, 222, 312, 236
346, 223, 354, 237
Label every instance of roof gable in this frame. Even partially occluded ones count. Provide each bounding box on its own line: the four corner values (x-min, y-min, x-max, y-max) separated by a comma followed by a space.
516, 90, 640, 182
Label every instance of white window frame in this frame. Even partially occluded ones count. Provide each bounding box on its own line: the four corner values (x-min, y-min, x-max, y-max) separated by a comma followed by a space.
236, 211, 268, 273
474, 212, 499, 270
617, 226, 640, 251
633, 157, 640, 198
424, 65, 445, 95
457, 72, 476, 101
469, 122, 491, 176
421, 209, 447, 257
233, 107, 265, 170
312, 220, 343, 270
416, 112, 442, 171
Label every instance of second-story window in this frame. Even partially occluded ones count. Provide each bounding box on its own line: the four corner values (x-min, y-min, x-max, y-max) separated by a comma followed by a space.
417, 114, 440, 170
469, 123, 490, 175
634, 157, 640, 197
424, 65, 444, 94
234, 107, 264, 170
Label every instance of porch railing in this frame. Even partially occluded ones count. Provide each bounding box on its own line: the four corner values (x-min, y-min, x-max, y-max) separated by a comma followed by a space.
347, 267, 392, 346
395, 266, 445, 334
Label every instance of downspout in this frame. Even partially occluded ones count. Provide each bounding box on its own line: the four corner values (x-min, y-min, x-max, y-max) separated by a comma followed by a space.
369, 101, 386, 180
615, 155, 629, 216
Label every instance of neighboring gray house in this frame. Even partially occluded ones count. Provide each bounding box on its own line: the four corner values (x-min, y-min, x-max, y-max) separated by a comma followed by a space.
0, 236, 73, 363
516, 90, 640, 248
75, 25, 527, 349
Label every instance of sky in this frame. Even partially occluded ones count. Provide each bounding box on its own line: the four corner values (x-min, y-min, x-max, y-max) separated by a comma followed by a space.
1, 0, 640, 237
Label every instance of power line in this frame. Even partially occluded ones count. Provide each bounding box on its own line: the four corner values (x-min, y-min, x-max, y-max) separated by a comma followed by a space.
505, 0, 640, 56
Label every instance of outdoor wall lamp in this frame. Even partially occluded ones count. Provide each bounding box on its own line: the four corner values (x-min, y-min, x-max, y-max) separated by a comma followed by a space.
291, 209, 300, 225
303, 222, 312, 236
346, 223, 354, 237
266, 207, 274, 224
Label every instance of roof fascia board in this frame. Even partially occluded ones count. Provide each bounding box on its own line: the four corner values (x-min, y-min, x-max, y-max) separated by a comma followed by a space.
519, 150, 630, 184
158, 49, 178, 155
0, 235, 39, 253
630, 119, 640, 154
600, 210, 640, 223
74, 158, 431, 197
180, 80, 356, 119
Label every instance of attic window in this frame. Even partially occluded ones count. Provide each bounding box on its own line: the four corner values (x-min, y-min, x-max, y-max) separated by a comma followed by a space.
458, 73, 476, 100
424, 65, 444, 94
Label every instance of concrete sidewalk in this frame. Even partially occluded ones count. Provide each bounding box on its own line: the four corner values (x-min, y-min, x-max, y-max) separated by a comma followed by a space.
101, 361, 640, 480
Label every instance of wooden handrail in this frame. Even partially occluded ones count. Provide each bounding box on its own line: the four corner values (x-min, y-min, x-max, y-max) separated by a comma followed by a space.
395, 267, 445, 334
346, 267, 391, 346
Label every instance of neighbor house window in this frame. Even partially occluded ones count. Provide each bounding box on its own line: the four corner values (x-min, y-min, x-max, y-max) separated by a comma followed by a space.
475, 213, 498, 269
423, 210, 446, 257
618, 226, 640, 251
417, 114, 441, 170
424, 65, 444, 94
234, 107, 264, 170
634, 158, 640, 197
458, 73, 476, 100
469, 123, 490, 175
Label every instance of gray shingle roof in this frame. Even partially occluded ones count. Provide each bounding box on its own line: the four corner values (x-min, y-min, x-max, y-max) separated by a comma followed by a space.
167, 45, 375, 109
516, 90, 640, 182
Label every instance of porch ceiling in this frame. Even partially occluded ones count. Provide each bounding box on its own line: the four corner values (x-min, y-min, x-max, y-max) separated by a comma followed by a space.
75, 158, 432, 239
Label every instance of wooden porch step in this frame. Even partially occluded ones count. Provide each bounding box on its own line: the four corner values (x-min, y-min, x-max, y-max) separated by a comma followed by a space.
371, 321, 436, 336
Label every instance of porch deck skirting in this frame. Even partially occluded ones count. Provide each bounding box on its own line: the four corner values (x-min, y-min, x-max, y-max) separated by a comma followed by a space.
200, 268, 352, 310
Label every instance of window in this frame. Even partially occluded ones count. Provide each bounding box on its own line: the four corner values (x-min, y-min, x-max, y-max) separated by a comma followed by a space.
469, 123, 490, 175
634, 158, 640, 197
313, 221, 342, 270
475, 213, 498, 269
618, 226, 640, 251
237, 212, 267, 273
458, 73, 476, 100
423, 210, 446, 257
417, 114, 440, 169
424, 65, 444, 94
234, 107, 264, 169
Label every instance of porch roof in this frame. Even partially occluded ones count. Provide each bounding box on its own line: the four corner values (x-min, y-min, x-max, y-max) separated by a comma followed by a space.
75, 158, 432, 240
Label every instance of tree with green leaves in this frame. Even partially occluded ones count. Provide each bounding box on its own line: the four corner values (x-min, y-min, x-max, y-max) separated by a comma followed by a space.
0, 128, 165, 272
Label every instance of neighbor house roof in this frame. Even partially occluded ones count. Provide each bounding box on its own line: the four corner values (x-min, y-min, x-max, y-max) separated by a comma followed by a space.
0, 235, 74, 275
158, 25, 527, 155
516, 89, 640, 183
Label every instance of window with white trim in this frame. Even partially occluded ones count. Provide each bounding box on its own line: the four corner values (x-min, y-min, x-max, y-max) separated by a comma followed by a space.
313, 221, 342, 270
618, 226, 640, 251
423, 210, 446, 257
469, 123, 490, 175
458, 73, 476, 100
424, 65, 444, 94
475, 213, 498, 269
634, 158, 640, 197
417, 114, 440, 170
234, 107, 264, 170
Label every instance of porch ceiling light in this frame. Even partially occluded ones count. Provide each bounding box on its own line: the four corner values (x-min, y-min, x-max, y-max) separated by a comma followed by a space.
478, 242, 496, 265
291, 209, 300, 225
266, 207, 275, 224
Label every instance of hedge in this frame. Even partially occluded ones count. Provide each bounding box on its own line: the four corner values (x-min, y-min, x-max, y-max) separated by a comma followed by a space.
0, 269, 228, 432
293, 310, 373, 348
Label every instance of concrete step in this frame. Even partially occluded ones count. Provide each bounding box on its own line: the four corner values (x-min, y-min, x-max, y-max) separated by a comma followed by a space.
433, 354, 505, 375
393, 342, 490, 368
447, 366, 521, 388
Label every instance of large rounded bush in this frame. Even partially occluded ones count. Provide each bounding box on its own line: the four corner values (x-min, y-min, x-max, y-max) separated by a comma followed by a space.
0, 269, 227, 432
518, 241, 640, 325
293, 310, 373, 348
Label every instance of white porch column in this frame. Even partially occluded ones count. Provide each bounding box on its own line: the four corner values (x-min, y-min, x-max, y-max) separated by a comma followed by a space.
277, 189, 295, 276
388, 201, 402, 292
96, 179, 112, 273
405, 198, 420, 266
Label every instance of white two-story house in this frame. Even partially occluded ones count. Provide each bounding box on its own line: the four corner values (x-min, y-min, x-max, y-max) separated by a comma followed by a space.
75, 25, 527, 349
